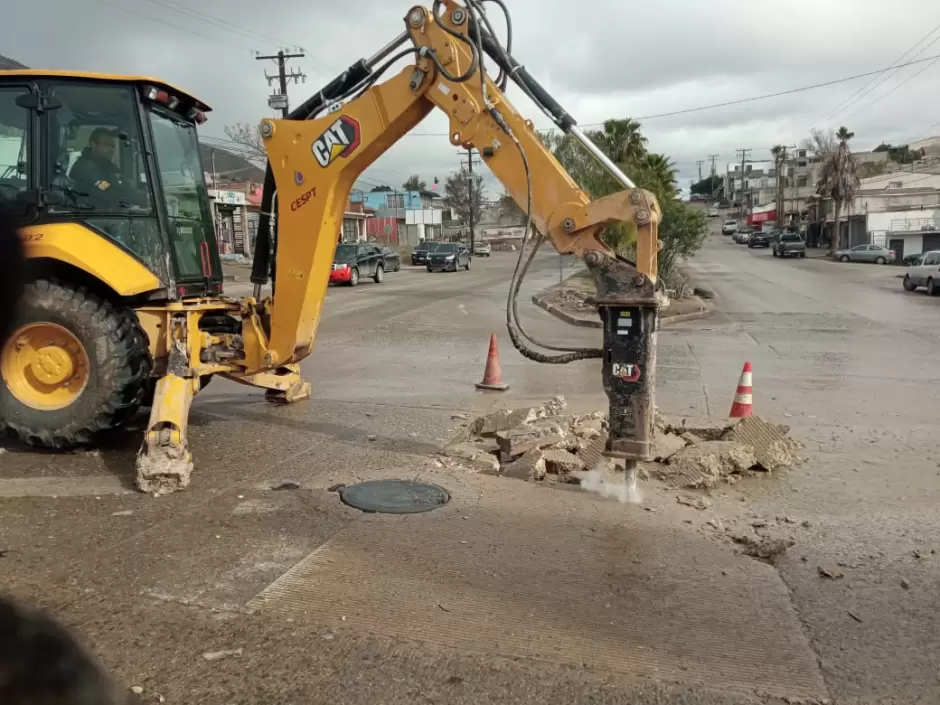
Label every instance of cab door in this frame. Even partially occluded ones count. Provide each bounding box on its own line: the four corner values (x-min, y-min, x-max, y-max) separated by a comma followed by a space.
357, 245, 375, 276
913, 251, 937, 286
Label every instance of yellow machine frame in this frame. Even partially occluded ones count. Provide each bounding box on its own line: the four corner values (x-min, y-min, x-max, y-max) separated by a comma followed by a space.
7, 2, 662, 495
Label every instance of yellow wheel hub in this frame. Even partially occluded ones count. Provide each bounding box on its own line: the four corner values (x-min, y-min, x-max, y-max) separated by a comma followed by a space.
1, 323, 90, 411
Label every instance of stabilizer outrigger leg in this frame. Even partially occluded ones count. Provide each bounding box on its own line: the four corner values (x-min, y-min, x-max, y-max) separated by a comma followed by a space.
136, 372, 197, 497
223, 363, 312, 403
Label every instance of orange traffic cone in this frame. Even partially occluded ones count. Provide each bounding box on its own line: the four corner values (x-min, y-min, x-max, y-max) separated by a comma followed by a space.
475, 333, 509, 391
729, 361, 753, 418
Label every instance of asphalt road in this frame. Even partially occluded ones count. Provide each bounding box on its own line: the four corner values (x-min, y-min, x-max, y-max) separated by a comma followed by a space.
2, 231, 939, 704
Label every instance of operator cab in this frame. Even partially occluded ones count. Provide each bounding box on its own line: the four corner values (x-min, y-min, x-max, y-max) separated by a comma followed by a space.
0, 70, 222, 298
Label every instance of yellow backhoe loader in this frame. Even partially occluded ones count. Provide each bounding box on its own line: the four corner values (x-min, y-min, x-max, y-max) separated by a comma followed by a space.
0, 0, 664, 495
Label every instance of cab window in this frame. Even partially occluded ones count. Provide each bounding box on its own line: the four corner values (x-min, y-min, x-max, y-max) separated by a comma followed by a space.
45, 82, 152, 215
0, 86, 30, 207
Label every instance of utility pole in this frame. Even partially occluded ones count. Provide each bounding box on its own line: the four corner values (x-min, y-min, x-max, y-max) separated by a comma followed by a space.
696, 160, 704, 182
735, 148, 752, 220
256, 49, 306, 117
708, 154, 719, 201
460, 148, 482, 251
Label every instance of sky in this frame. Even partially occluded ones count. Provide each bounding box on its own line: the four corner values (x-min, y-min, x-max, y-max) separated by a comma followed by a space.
4, 0, 940, 200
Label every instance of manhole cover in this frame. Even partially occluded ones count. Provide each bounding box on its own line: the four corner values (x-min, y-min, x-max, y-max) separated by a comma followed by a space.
338, 479, 450, 514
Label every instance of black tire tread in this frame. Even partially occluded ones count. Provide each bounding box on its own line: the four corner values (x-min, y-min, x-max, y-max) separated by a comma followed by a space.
0, 278, 151, 449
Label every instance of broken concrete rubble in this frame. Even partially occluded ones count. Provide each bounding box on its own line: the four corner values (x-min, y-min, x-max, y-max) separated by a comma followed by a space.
661, 415, 741, 441
732, 533, 795, 563
725, 416, 802, 471
502, 448, 546, 480
496, 421, 567, 457
542, 449, 585, 478
649, 433, 687, 462
653, 441, 757, 489
441, 401, 800, 491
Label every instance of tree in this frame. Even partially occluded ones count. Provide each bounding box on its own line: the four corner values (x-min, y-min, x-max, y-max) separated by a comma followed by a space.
370, 184, 393, 192
597, 118, 648, 165
498, 189, 526, 224
771, 145, 788, 226
223, 123, 266, 163
542, 118, 706, 283
690, 174, 723, 197
402, 174, 427, 191
814, 126, 860, 255
443, 167, 484, 228
657, 197, 708, 283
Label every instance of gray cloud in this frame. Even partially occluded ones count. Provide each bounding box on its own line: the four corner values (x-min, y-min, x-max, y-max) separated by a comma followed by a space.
5, 0, 940, 194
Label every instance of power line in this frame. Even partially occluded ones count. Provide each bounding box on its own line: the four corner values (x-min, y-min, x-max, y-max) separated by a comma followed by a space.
405, 52, 940, 137
842, 54, 940, 122
85, 0, 258, 53
134, 0, 337, 72
814, 22, 940, 126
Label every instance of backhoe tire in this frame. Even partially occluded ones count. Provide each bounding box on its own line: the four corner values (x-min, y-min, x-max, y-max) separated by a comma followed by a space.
373, 264, 384, 283
0, 279, 151, 449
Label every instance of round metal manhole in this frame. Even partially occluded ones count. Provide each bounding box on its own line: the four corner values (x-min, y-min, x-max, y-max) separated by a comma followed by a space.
338, 479, 450, 514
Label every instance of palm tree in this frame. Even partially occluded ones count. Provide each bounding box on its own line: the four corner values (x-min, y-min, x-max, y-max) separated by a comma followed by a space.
641, 153, 677, 198
599, 118, 648, 166
815, 126, 859, 255
402, 174, 426, 191
771, 145, 788, 226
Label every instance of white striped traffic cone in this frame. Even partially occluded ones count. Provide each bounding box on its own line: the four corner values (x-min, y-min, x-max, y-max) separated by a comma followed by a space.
729, 361, 753, 418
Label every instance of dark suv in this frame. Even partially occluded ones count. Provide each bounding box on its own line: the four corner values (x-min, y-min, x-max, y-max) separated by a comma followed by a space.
411, 240, 440, 266
330, 243, 386, 286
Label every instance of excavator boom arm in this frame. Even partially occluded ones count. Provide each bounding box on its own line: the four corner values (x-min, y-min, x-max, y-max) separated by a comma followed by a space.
253, 1, 664, 464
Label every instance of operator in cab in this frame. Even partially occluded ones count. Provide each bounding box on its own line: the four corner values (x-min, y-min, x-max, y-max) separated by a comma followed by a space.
68, 127, 122, 198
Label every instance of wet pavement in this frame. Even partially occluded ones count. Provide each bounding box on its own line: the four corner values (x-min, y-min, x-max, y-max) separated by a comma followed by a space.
2, 231, 939, 704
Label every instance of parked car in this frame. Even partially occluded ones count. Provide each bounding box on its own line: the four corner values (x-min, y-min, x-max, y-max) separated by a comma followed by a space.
903, 252, 925, 267
721, 220, 737, 235
330, 243, 386, 286
379, 246, 401, 272
472, 240, 492, 257
833, 244, 896, 264
427, 242, 471, 272
903, 250, 940, 294
773, 232, 807, 258
747, 230, 773, 248
733, 228, 753, 244
708, 207, 719, 217
411, 240, 440, 266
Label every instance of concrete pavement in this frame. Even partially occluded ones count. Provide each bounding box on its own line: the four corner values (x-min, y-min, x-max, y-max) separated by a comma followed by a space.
2, 234, 939, 704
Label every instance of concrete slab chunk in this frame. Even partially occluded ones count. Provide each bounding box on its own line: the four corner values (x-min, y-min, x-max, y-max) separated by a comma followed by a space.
542, 449, 585, 478
655, 441, 757, 489
501, 449, 546, 481
725, 416, 802, 471
650, 433, 687, 462
496, 422, 566, 457
674, 417, 741, 441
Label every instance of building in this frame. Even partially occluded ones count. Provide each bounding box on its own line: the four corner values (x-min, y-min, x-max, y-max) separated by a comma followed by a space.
207, 183, 262, 256
868, 209, 940, 260
202, 143, 266, 257
341, 201, 373, 243
350, 187, 445, 245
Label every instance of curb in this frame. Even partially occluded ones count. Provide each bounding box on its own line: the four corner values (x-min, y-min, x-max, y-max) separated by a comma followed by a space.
531, 294, 713, 328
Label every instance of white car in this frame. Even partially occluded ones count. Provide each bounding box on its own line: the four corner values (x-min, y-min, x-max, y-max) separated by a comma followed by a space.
721, 219, 737, 235
708, 207, 719, 217
472, 240, 491, 257
903, 250, 940, 294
